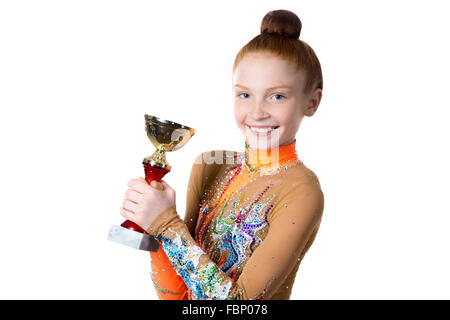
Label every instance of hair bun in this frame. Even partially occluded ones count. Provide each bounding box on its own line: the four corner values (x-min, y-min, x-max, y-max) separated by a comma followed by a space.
260, 9, 302, 39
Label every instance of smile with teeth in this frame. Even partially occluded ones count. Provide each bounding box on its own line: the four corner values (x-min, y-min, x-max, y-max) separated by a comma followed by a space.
246, 125, 279, 135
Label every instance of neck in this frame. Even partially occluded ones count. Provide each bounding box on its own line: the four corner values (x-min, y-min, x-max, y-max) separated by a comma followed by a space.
243, 139, 299, 171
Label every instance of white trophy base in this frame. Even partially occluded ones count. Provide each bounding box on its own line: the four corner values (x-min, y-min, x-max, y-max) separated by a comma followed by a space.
107, 224, 159, 252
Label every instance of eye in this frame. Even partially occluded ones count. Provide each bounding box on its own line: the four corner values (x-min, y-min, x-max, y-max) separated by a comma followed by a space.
237, 92, 250, 99
272, 94, 285, 101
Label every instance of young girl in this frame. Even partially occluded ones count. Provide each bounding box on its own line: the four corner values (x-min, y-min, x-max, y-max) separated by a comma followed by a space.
120, 9, 324, 300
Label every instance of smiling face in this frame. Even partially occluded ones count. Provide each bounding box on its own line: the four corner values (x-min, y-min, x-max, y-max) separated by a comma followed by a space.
232, 52, 321, 150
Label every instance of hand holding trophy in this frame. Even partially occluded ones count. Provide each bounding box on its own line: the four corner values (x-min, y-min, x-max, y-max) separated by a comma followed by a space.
107, 114, 195, 252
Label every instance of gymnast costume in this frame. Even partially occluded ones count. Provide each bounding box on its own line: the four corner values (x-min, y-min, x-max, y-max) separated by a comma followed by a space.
146, 138, 324, 300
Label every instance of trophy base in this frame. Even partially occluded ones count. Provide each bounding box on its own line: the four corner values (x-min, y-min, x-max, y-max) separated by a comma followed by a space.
107, 224, 159, 252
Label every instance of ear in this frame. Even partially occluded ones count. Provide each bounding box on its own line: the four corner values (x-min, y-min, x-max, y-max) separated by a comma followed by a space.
304, 88, 322, 117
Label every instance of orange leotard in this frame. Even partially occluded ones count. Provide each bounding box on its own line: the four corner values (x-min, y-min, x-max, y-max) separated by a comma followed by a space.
148, 139, 324, 299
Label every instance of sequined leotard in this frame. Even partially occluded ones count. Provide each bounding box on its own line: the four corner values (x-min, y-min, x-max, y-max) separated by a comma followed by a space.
146, 139, 324, 300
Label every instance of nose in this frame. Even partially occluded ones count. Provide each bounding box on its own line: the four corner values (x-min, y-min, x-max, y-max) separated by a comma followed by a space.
249, 100, 269, 120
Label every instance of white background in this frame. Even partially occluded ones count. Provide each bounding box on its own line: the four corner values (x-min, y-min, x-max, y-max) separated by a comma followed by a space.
1, 0, 449, 299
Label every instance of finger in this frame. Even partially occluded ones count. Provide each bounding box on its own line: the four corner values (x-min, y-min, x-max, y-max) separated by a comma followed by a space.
120, 207, 134, 220
159, 180, 171, 191
151, 180, 165, 191
137, 176, 149, 184
158, 180, 168, 188
125, 189, 145, 203
122, 199, 140, 213
127, 178, 151, 194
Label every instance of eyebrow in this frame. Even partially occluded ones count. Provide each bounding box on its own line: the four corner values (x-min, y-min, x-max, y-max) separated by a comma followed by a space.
234, 84, 292, 91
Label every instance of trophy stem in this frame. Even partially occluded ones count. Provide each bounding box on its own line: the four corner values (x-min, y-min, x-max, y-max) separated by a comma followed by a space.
119, 161, 171, 234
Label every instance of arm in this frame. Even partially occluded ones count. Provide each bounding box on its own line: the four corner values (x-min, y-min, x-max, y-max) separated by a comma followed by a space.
146, 181, 324, 300
149, 153, 206, 300
150, 244, 188, 299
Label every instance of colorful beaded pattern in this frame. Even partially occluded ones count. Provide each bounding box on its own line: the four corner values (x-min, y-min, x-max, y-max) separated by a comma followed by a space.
157, 140, 301, 299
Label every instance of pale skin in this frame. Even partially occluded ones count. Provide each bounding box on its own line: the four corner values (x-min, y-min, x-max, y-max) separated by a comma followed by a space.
120, 177, 176, 231
121, 51, 322, 231
233, 51, 322, 150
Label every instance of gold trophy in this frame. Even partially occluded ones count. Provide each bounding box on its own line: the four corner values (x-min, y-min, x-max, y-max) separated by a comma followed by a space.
107, 114, 195, 251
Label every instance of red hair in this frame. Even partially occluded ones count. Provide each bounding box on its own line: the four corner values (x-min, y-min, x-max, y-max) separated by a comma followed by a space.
233, 9, 323, 95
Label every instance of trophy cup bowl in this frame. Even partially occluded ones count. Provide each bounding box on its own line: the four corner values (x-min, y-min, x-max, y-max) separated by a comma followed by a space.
107, 114, 195, 251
